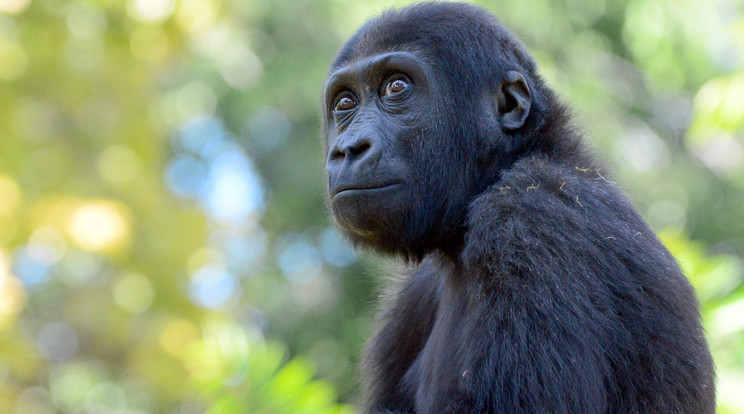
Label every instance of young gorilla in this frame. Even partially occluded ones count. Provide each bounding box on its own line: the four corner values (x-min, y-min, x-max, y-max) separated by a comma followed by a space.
321, 3, 715, 413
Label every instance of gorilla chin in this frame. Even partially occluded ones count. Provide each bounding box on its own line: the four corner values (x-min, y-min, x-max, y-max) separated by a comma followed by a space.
330, 182, 406, 239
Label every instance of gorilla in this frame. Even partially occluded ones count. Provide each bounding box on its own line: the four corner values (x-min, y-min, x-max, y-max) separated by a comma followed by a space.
321, 3, 715, 413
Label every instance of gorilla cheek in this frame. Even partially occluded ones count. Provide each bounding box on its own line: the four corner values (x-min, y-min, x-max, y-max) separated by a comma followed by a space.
330, 184, 408, 239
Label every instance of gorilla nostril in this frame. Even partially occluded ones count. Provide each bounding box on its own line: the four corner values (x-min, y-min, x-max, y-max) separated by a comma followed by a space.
349, 141, 371, 157
333, 137, 374, 162
329, 148, 344, 161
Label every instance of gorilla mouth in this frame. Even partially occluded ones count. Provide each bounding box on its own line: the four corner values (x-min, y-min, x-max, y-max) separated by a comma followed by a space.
331, 182, 401, 198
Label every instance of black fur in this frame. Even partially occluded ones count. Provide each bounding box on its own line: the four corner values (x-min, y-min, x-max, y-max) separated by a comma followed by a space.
321, 3, 715, 413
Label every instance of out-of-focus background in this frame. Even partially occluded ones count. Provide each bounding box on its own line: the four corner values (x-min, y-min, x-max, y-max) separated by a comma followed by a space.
0, 0, 743, 412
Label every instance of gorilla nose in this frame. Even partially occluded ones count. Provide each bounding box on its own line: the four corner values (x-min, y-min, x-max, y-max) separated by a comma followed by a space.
327, 134, 379, 169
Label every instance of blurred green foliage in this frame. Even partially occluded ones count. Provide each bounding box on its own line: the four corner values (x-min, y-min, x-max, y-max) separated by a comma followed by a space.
0, 0, 742, 412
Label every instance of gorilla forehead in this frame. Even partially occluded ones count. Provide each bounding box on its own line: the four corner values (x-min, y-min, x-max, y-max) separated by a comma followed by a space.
331, 2, 538, 80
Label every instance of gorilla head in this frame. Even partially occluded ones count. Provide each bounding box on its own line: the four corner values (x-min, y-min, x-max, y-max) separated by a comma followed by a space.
322, 3, 563, 260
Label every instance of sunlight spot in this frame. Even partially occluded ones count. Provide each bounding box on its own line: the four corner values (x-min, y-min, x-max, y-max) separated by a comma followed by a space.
0, 248, 25, 315
189, 265, 237, 309
14, 99, 60, 141
38, 322, 79, 362
319, 228, 356, 267
165, 155, 208, 197
247, 107, 290, 153
97, 146, 141, 185
278, 236, 323, 284
64, 36, 103, 72
67, 2, 107, 38
113, 273, 155, 313
0, 174, 21, 216
160, 318, 200, 356
0, 0, 30, 15
176, 82, 217, 121
710, 298, 744, 336
0, 40, 27, 80
85, 382, 126, 412
617, 122, 668, 172
222, 230, 267, 271
205, 151, 264, 225
186, 247, 224, 275
176, 0, 218, 35
67, 200, 130, 253
28, 227, 66, 266
128, 0, 174, 23
49, 361, 104, 412
176, 116, 226, 157
219, 45, 263, 90
58, 250, 104, 287
692, 133, 744, 175
12, 247, 51, 287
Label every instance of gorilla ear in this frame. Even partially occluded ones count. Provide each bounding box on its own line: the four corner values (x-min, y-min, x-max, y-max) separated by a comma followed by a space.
496, 71, 531, 130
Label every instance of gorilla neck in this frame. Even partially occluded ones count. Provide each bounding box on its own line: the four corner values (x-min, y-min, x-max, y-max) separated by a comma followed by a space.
428, 104, 591, 265
524, 99, 592, 168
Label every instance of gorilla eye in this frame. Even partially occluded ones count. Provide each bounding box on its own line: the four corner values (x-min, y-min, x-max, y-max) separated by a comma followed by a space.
383, 77, 410, 97
334, 95, 357, 112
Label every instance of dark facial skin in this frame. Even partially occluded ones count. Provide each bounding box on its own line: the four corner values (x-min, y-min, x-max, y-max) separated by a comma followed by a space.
323, 52, 440, 255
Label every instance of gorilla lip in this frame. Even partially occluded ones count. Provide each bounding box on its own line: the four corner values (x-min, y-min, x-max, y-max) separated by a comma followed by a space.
331, 182, 401, 198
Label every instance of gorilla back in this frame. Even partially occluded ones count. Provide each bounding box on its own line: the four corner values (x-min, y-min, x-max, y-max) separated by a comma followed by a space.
321, 3, 715, 413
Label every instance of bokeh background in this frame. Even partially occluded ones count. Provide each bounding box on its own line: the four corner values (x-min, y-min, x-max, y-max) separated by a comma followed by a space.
0, 0, 743, 412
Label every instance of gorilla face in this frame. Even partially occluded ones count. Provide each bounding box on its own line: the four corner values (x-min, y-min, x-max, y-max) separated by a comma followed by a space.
323, 51, 447, 256
322, 49, 533, 259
